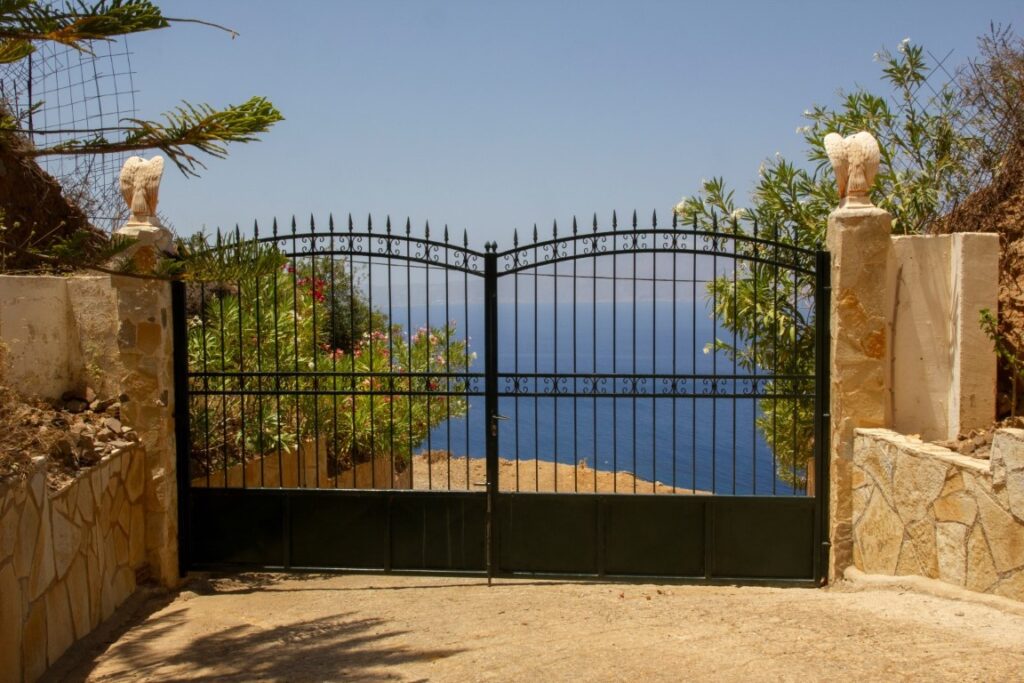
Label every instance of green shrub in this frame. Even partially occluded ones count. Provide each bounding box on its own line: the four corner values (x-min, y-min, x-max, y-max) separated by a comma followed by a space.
188, 256, 471, 478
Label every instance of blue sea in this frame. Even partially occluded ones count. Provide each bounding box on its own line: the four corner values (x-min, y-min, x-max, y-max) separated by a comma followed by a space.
388, 297, 810, 496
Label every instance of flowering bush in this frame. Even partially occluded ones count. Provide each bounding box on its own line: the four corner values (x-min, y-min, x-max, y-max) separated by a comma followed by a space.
188, 257, 472, 479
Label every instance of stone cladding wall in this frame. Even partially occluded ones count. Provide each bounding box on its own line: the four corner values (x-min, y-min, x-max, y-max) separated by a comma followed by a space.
0, 447, 146, 683
852, 428, 1024, 601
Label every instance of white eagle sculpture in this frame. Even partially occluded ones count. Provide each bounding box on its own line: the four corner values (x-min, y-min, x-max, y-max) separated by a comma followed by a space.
823, 131, 880, 207
119, 155, 165, 225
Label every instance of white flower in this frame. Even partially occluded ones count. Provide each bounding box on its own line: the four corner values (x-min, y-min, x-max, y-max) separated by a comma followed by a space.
730, 208, 746, 221
898, 37, 910, 53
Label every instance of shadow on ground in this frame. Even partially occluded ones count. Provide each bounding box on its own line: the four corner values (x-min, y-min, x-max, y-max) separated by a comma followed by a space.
49, 574, 465, 682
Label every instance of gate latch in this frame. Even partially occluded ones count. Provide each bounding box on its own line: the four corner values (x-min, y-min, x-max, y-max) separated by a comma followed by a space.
490, 413, 510, 437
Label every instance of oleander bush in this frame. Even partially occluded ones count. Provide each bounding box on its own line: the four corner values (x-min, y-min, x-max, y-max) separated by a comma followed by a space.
187, 254, 471, 478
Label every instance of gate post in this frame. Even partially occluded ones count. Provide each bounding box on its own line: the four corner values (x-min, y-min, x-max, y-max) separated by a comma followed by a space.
823, 132, 892, 581
483, 242, 499, 582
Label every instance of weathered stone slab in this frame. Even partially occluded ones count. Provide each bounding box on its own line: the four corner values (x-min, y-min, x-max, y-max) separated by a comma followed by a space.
65, 553, 91, 639
855, 489, 903, 575
28, 501, 55, 601
892, 453, 949, 525
51, 505, 81, 580
0, 562, 22, 683
45, 579, 74, 665
966, 523, 998, 593
932, 491, 977, 526
976, 489, 1024, 573
14, 484, 40, 579
23, 596, 47, 682
935, 522, 968, 585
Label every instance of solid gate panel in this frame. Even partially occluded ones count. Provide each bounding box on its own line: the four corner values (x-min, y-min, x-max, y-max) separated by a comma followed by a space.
189, 489, 285, 567
390, 493, 486, 571
709, 498, 815, 580
498, 494, 599, 574
290, 492, 389, 569
603, 496, 705, 577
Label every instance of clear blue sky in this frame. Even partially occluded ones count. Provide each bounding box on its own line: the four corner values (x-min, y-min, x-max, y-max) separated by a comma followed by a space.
131, 1, 1022, 248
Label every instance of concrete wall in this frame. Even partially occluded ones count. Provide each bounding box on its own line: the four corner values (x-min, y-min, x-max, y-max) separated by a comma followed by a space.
890, 233, 999, 441
0, 448, 146, 683
852, 428, 1024, 602
0, 275, 123, 401
0, 277, 77, 399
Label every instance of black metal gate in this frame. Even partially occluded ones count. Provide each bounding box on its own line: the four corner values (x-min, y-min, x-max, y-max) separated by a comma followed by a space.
174, 211, 830, 584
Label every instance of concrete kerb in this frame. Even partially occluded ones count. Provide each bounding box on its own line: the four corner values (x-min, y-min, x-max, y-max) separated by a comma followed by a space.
842, 566, 1024, 618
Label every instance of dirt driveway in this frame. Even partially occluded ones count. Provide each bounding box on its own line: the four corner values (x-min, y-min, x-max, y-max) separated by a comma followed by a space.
52, 573, 1024, 682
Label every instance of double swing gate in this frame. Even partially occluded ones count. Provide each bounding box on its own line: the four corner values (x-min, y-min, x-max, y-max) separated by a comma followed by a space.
174, 211, 830, 584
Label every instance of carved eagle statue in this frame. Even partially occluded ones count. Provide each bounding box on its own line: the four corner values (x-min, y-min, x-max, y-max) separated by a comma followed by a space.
119, 156, 165, 225
823, 131, 880, 205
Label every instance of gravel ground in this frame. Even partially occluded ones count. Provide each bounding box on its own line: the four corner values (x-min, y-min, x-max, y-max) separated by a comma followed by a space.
50, 572, 1024, 682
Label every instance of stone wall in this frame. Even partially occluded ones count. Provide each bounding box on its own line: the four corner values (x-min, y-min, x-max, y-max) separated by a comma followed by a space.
0, 274, 179, 587
0, 447, 146, 683
852, 428, 1024, 601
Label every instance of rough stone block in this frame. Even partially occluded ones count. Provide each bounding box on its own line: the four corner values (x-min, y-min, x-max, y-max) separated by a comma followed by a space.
134, 321, 162, 354
86, 548, 101, 631
77, 477, 94, 524
112, 566, 135, 608
22, 597, 47, 682
993, 569, 1024, 602
976, 489, 1024, 573
894, 539, 924, 576
856, 490, 903, 574
0, 563, 22, 683
0, 495, 18, 563
904, 518, 939, 578
117, 319, 136, 347
1007, 469, 1024, 524
14, 485, 40, 579
939, 470, 964, 496
892, 453, 948, 525
966, 523, 998, 593
65, 553, 91, 639
114, 527, 130, 568
129, 503, 145, 567
51, 506, 81, 580
90, 467, 102, 507
45, 580, 74, 665
28, 503, 55, 601
935, 522, 968, 585
126, 451, 145, 502
993, 428, 1024, 472
932, 492, 977, 526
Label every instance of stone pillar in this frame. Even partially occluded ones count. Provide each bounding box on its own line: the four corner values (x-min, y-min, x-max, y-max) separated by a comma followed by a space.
111, 158, 180, 587
111, 272, 179, 587
826, 204, 892, 579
